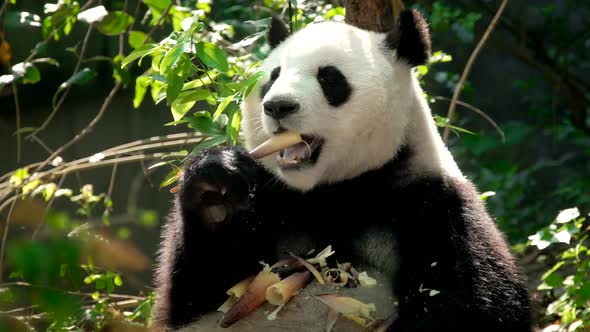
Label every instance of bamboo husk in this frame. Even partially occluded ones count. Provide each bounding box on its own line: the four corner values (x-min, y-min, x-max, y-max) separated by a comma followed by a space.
219, 269, 280, 327
266, 271, 312, 305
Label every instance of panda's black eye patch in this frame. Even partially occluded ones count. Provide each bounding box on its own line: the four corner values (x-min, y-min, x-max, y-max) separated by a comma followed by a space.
261, 66, 281, 99
270, 67, 280, 80
317, 66, 352, 107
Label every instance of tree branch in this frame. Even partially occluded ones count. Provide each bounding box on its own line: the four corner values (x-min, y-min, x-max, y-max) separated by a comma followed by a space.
34, 81, 124, 173
442, 0, 508, 143
27, 23, 95, 139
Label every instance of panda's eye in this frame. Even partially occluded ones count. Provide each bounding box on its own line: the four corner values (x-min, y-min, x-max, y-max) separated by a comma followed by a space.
261, 67, 281, 99
316, 65, 352, 107
270, 67, 281, 80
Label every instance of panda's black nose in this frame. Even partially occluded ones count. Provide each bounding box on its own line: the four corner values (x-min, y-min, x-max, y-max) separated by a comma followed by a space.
263, 100, 300, 119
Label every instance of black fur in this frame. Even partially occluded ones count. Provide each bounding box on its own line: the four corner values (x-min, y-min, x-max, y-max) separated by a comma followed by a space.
154, 146, 533, 332
317, 65, 353, 107
261, 66, 280, 99
268, 15, 290, 49
385, 9, 432, 67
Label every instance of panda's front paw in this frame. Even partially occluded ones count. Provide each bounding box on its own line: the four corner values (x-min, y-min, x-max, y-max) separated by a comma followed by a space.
178, 146, 258, 228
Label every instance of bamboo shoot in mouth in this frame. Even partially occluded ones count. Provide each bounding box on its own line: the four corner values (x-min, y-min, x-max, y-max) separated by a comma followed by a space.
249, 131, 302, 159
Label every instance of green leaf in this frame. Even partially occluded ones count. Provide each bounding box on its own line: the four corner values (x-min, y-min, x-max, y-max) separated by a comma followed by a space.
11, 62, 41, 84
97, 11, 134, 36
159, 42, 186, 76
31, 57, 59, 66
13, 127, 37, 135
62, 68, 96, 87
9, 167, 29, 186
114, 275, 123, 287
166, 73, 184, 106
170, 90, 215, 121
196, 42, 229, 72
186, 113, 224, 136
121, 43, 160, 68
0, 287, 15, 304
128, 30, 148, 49
112, 54, 131, 85
213, 93, 237, 121
144, 0, 171, 13
160, 169, 181, 189
134, 76, 150, 108
227, 108, 241, 145
191, 136, 227, 154
53, 68, 96, 107
182, 71, 219, 91
479, 191, 496, 201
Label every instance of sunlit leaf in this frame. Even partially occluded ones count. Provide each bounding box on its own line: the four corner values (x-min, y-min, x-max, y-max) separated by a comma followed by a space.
11, 62, 40, 84
170, 90, 215, 121
97, 11, 134, 36
555, 208, 580, 224
128, 30, 148, 49
196, 41, 229, 72
160, 169, 181, 189
191, 136, 227, 154
77, 5, 108, 24
213, 93, 237, 121
159, 42, 186, 76
134, 75, 150, 108
5, 11, 42, 28
121, 43, 160, 68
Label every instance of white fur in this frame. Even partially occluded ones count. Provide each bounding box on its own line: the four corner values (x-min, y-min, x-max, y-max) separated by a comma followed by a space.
242, 21, 462, 192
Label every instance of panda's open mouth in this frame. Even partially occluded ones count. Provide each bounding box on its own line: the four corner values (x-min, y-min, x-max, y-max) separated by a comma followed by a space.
276, 134, 324, 170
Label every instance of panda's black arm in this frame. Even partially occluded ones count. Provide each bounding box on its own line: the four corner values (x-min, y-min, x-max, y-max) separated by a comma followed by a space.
153, 146, 274, 330
387, 177, 532, 332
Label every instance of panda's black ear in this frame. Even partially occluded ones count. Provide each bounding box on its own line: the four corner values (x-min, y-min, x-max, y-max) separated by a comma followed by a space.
268, 15, 290, 49
384, 9, 432, 67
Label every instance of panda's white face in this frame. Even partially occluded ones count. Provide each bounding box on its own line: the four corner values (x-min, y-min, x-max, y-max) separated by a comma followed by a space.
243, 22, 413, 191
242, 21, 418, 191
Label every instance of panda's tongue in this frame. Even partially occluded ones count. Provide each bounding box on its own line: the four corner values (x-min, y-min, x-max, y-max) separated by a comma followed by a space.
277, 142, 311, 166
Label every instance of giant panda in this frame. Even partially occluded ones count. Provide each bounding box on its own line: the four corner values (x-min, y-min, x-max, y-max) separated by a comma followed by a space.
153, 9, 533, 332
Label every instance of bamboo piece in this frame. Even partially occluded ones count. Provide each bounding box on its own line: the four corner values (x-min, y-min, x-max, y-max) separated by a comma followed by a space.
249, 131, 302, 159
266, 271, 312, 305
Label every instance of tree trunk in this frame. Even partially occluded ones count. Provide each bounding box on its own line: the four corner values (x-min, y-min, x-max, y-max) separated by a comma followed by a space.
345, 0, 397, 32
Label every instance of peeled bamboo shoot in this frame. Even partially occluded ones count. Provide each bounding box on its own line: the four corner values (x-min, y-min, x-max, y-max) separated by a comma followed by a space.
249, 131, 302, 159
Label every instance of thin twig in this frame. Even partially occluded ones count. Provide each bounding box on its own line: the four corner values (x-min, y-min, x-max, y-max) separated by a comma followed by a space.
107, 163, 118, 197
144, 2, 173, 42
0, 0, 11, 26
52, 152, 185, 176
31, 173, 68, 240
27, 24, 95, 139
432, 96, 505, 142
35, 81, 124, 173
30, 134, 55, 154
12, 82, 21, 164
0, 133, 203, 188
119, 0, 129, 56
442, 0, 508, 143
0, 281, 146, 300
0, 196, 17, 282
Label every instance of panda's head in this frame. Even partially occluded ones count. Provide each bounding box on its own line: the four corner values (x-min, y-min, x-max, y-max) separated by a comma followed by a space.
242, 10, 433, 191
